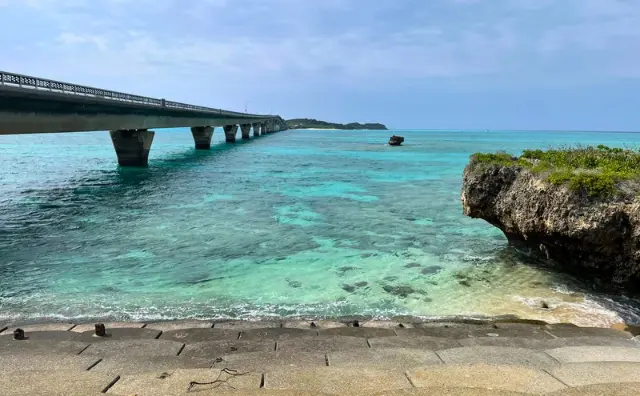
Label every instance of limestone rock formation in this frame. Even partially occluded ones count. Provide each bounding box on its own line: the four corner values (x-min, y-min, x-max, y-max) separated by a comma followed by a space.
389, 135, 405, 146
461, 157, 640, 292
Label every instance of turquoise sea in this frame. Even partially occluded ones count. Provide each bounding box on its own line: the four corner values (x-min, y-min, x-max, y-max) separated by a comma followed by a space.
1, 129, 640, 326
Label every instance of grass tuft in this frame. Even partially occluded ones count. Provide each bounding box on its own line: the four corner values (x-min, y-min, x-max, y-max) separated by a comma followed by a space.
471, 145, 640, 197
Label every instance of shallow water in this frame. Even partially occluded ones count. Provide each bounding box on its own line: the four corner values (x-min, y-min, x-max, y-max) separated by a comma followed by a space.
1, 129, 640, 326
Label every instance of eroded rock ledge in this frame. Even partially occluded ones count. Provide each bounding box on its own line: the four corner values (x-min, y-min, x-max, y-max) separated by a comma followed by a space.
461, 157, 640, 292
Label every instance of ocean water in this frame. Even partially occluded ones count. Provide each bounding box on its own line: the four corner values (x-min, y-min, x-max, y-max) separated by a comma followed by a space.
1, 129, 640, 327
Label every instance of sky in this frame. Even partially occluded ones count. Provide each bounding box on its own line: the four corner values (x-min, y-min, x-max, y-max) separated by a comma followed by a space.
1, 0, 640, 130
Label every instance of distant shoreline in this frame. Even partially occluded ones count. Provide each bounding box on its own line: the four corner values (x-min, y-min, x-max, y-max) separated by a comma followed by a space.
286, 118, 388, 130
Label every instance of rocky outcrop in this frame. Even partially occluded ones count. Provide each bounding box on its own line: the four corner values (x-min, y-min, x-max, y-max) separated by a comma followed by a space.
461, 158, 640, 292
389, 135, 405, 146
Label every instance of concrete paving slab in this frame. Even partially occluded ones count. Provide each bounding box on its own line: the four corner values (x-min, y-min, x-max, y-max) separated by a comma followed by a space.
277, 335, 369, 353
81, 339, 184, 357
547, 383, 640, 395
91, 355, 213, 375
546, 325, 632, 339
328, 348, 442, 370
264, 367, 412, 395
213, 351, 327, 373
369, 336, 461, 350
240, 328, 317, 341
181, 339, 276, 358
398, 325, 491, 339
108, 368, 261, 395
283, 320, 346, 329
4, 323, 76, 333
361, 320, 414, 329
549, 362, 640, 387
407, 364, 567, 394
215, 321, 281, 330
71, 322, 145, 332
0, 339, 89, 355
546, 346, 640, 363
0, 353, 100, 372
0, 371, 118, 396
160, 328, 240, 343
371, 389, 527, 396
145, 320, 214, 331
0, 330, 78, 343
436, 346, 559, 370
73, 327, 161, 343
318, 327, 397, 338
459, 336, 640, 349
486, 323, 554, 339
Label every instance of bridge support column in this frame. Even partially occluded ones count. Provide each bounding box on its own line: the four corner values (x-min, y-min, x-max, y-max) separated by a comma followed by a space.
223, 125, 238, 143
240, 124, 252, 140
110, 129, 155, 167
191, 126, 214, 149
263, 122, 270, 134
252, 123, 261, 137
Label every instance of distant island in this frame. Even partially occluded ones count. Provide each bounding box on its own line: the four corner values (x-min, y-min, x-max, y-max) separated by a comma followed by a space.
285, 118, 388, 130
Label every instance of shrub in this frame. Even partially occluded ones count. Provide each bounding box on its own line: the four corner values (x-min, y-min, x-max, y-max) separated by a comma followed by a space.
471, 145, 640, 197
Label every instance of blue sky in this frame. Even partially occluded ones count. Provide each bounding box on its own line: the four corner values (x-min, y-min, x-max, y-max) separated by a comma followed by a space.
1, 0, 640, 130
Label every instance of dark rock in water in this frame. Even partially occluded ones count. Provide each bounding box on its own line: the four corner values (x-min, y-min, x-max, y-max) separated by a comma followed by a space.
383, 284, 416, 298
389, 135, 405, 146
383, 276, 399, 282
287, 279, 302, 288
421, 266, 443, 275
458, 280, 472, 287
341, 284, 357, 293
462, 156, 640, 291
354, 281, 368, 288
360, 253, 375, 258
337, 266, 358, 274
404, 262, 422, 269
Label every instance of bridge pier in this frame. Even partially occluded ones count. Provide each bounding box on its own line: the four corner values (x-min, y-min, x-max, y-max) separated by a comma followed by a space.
190, 126, 214, 149
240, 124, 252, 140
223, 125, 238, 143
252, 123, 261, 137
110, 129, 155, 167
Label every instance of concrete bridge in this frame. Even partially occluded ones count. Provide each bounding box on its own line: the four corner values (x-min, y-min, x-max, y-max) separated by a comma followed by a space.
0, 71, 287, 166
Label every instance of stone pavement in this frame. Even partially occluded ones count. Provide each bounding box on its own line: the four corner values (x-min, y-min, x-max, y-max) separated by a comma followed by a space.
0, 319, 639, 395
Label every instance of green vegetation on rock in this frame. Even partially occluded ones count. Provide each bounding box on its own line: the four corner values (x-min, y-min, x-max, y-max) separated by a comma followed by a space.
472, 145, 640, 197
286, 118, 387, 130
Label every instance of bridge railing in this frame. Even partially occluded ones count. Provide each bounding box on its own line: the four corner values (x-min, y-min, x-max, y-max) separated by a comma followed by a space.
0, 71, 269, 119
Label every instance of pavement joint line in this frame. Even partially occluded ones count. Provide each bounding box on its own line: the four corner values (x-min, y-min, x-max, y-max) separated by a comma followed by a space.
237, 332, 243, 340
86, 358, 102, 371
542, 350, 563, 365
324, 354, 330, 366
154, 330, 163, 339
140, 323, 148, 328
176, 343, 186, 356
544, 330, 559, 339
366, 338, 372, 348
434, 350, 446, 365
541, 367, 571, 389
77, 344, 92, 355
67, 324, 77, 331
404, 371, 417, 388
274, 341, 278, 352
260, 373, 265, 388
0, 326, 7, 334
101, 375, 121, 394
